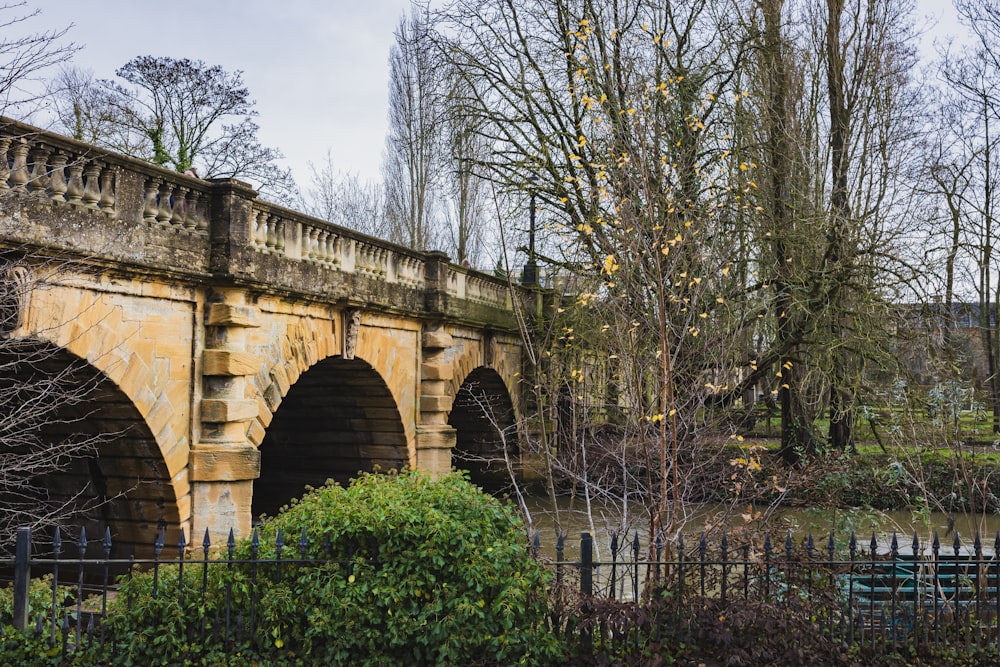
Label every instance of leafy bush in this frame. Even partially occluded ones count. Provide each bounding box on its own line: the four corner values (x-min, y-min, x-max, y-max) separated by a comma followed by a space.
101, 470, 564, 666
247, 470, 563, 666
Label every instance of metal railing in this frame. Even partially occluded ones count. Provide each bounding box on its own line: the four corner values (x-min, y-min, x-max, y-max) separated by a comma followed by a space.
4, 524, 1000, 659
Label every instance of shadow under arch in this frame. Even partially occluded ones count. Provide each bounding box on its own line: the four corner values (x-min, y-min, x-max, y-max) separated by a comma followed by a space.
448, 366, 517, 492
252, 356, 408, 519
0, 338, 180, 557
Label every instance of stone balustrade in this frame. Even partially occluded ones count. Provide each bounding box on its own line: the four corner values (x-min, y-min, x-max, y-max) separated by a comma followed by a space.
447, 266, 512, 309
247, 200, 427, 289
0, 133, 120, 215
0, 117, 522, 326
0, 119, 211, 236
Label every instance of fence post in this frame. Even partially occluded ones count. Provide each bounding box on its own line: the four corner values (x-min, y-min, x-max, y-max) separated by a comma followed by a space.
581, 531, 593, 596
13, 526, 31, 630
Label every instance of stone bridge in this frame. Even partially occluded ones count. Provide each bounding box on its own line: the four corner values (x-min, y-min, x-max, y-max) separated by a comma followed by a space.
0, 118, 535, 553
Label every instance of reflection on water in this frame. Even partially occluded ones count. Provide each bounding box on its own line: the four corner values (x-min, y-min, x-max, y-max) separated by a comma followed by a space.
517, 493, 1000, 561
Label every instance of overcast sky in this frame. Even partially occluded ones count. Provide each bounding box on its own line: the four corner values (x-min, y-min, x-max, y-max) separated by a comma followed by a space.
22, 0, 969, 188
27, 0, 415, 184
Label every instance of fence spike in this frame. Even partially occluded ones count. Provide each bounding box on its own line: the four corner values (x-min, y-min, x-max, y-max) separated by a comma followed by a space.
53, 527, 62, 556
103, 527, 112, 558
953, 530, 961, 556
154, 528, 164, 557
532, 530, 541, 557
721, 531, 729, 559
890, 532, 898, 557
806, 532, 814, 556
870, 532, 878, 556
912, 531, 920, 556
699, 532, 707, 558
299, 527, 309, 559
828, 530, 835, 559
994, 532, 1000, 555
77, 526, 87, 557
178, 529, 187, 554
932, 531, 940, 556
610, 532, 618, 556
276, 528, 285, 554
785, 530, 793, 558
227, 528, 236, 559
203, 528, 212, 554
632, 531, 640, 558
251, 527, 260, 556
763, 531, 771, 557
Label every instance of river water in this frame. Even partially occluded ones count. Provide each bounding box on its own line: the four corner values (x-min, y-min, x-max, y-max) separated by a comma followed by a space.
516, 493, 1000, 560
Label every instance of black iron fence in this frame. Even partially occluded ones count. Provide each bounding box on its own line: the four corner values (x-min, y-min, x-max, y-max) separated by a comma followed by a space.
547, 528, 1000, 656
4, 524, 1000, 659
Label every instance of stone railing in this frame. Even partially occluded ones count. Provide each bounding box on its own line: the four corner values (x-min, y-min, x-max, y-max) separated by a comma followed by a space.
247, 200, 426, 288
0, 119, 211, 237
446, 266, 512, 309
0, 117, 521, 322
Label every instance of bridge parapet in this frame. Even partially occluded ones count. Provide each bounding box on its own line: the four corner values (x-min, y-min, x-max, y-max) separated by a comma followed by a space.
246, 198, 426, 289
0, 117, 526, 331
0, 117, 210, 232
447, 265, 512, 310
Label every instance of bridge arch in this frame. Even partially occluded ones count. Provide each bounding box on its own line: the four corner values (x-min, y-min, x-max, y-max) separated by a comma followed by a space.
448, 366, 517, 491
252, 355, 408, 518
0, 338, 182, 556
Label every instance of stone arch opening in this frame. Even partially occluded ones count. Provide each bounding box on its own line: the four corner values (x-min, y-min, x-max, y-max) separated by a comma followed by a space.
253, 356, 408, 518
448, 367, 517, 491
0, 338, 179, 557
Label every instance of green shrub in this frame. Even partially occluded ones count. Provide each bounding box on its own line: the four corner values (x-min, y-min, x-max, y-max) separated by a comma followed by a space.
102, 470, 564, 666
247, 470, 563, 666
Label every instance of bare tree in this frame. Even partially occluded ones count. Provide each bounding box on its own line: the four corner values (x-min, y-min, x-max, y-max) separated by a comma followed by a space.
383, 10, 447, 250
46, 56, 296, 204
936, 0, 1000, 430
0, 1, 76, 114
299, 150, 388, 238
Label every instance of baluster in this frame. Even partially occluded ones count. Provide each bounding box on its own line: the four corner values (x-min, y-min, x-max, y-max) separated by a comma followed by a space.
274, 217, 285, 252
156, 182, 175, 226
356, 244, 368, 272
378, 249, 388, 276
316, 230, 330, 263
330, 234, 341, 265
265, 214, 279, 251
0, 136, 11, 189
309, 227, 321, 261
98, 167, 116, 214
172, 187, 189, 229
182, 189, 201, 232
65, 163, 85, 204
357, 244, 368, 272
301, 226, 313, 260
251, 210, 266, 248
9, 140, 29, 190
48, 152, 68, 202
193, 191, 209, 233
28, 145, 50, 193
82, 163, 102, 207
143, 178, 161, 223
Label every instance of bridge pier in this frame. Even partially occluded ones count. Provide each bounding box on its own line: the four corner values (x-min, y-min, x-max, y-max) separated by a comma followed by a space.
417, 326, 458, 475
190, 290, 262, 542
